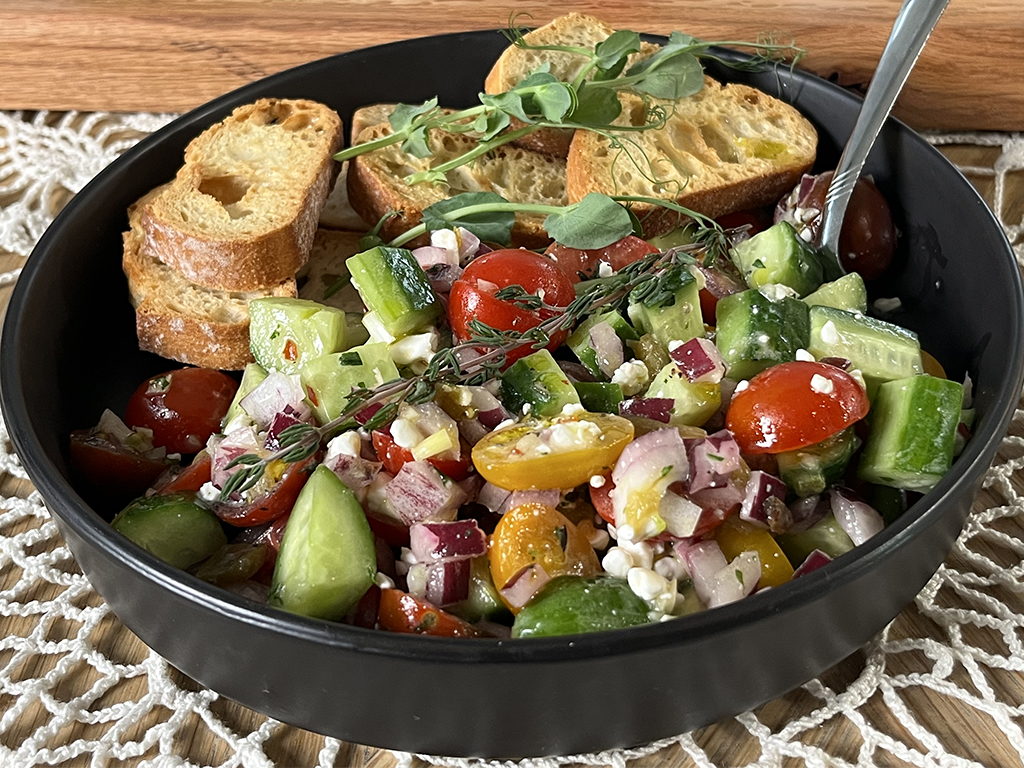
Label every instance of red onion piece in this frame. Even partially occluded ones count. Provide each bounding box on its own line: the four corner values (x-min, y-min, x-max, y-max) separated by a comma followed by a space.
457, 418, 490, 446
706, 551, 760, 607
239, 371, 311, 430
478, 407, 512, 430
413, 245, 456, 269
830, 488, 884, 545
558, 361, 597, 383
695, 263, 747, 301
499, 489, 561, 514
355, 402, 384, 426
680, 539, 728, 606
477, 481, 513, 513
384, 460, 466, 525
264, 411, 302, 451
688, 431, 742, 493
788, 495, 829, 535
739, 470, 788, 529
409, 520, 487, 563
619, 397, 674, 424
424, 263, 463, 294
499, 563, 551, 609
588, 321, 624, 378
659, 490, 704, 538
209, 426, 261, 489
323, 452, 382, 491
791, 548, 833, 578
424, 559, 471, 607
669, 338, 726, 384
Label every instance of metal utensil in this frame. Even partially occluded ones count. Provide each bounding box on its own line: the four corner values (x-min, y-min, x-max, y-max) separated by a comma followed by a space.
817, 0, 950, 270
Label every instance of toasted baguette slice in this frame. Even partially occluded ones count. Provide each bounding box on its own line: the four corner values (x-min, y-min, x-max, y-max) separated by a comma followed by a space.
297, 229, 367, 313
483, 13, 659, 158
567, 85, 817, 236
141, 98, 344, 291
125, 187, 297, 370
347, 106, 568, 248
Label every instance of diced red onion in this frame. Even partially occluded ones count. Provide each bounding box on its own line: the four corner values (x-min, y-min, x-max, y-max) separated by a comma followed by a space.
413, 245, 456, 269
409, 520, 487, 563
792, 549, 833, 578
830, 488, 884, 545
695, 263, 747, 301
210, 426, 262, 489
739, 470, 788, 528
819, 357, 852, 370
499, 489, 561, 514
688, 431, 742, 493
457, 474, 482, 505
669, 338, 726, 384
706, 551, 760, 607
455, 228, 482, 262
323, 452, 382, 490
619, 398, 674, 424
788, 495, 829, 534
457, 418, 490, 446
558, 361, 597, 383
478, 408, 511, 430
239, 372, 310, 430
424, 263, 463, 294
499, 563, 551, 609
611, 429, 690, 530
384, 460, 466, 525
264, 411, 302, 451
355, 402, 384, 426
589, 321, 624, 378
477, 481, 512, 513
680, 539, 728, 606
659, 490, 704, 538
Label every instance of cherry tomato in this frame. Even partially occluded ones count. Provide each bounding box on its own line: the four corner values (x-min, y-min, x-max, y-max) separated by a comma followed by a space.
448, 250, 575, 365
590, 476, 615, 525
346, 583, 383, 629
544, 235, 659, 283
154, 451, 212, 494
370, 430, 473, 481
714, 516, 794, 588
212, 457, 315, 527
779, 172, 897, 280
69, 430, 170, 502
726, 361, 870, 454
124, 368, 239, 455
488, 503, 601, 609
472, 412, 634, 491
377, 589, 481, 637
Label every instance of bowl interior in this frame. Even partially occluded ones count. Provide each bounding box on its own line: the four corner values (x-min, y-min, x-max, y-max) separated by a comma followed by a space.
2, 29, 1022, 758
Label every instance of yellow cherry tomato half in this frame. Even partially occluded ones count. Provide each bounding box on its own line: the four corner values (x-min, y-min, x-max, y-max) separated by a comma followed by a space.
714, 516, 794, 589
921, 349, 946, 379
489, 502, 601, 611
471, 412, 634, 491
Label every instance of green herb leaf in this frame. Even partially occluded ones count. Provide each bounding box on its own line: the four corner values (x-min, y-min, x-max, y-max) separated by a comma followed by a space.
632, 51, 704, 99
338, 351, 363, 366
531, 81, 575, 122
401, 126, 433, 158
388, 98, 439, 134
545, 193, 633, 250
472, 109, 512, 141
593, 29, 641, 78
569, 84, 622, 126
480, 90, 532, 123
422, 192, 516, 245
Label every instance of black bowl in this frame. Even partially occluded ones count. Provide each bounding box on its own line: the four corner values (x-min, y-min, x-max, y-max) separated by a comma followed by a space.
3, 30, 1022, 759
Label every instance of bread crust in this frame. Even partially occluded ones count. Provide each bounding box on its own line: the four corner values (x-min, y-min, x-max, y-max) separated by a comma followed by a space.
141, 98, 344, 291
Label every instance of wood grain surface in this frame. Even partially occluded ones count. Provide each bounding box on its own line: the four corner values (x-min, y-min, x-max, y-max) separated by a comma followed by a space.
1, 0, 1022, 130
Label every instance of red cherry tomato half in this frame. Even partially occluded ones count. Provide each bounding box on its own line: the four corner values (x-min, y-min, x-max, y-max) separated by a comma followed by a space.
124, 368, 239, 455
212, 457, 316, 527
590, 476, 616, 525
448, 249, 576, 365
544, 235, 659, 283
154, 451, 212, 495
69, 430, 170, 502
370, 429, 473, 481
726, 361, 870, 454
377, 589, 481, 638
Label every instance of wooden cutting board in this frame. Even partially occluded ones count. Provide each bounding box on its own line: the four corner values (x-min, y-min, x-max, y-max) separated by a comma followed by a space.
0, 1, 1020, 131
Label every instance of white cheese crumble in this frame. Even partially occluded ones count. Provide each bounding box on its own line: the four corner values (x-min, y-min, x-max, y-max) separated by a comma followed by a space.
389, 327, 440, 369
602, 546, 634, 578
429, 228, 461, 264
810, 373, 834, 394
873, 296, 903, 313
374, 572, 396, 590
795, 348, 816, 362
544, 420, 602, 452
819, 319, 840, 345
326, 430, 363, 460
197, 481, 221, 503
610, 359, 650, 396
362, 311, 396, 345
561, 402, 586, 417
734, 379, 750, 393
757, 283, 798, 302
390, 418, 424, 450
597, 261, 614, 278
589, 474, 607, 488
627, 567, 669, 601
618, 539, 654, 570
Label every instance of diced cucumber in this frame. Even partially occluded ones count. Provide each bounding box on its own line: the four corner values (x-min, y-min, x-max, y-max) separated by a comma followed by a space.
221, 363, 267, 429
345, 313, 371, 347
249, 298, 348, 375
269, 465, 376, 620
299, 342, 400, 425
802, 272, 868, 313
776, 427, 857, 498
808, 305, 923, 385
574, 382, 624, 414
646, 362, 721, 427
857, 375, 963, 491
112, 494, 227, 570
448, 557, 513, 624
500, 348, 581, 418
346, 246, 440, 339
647, 224, 697, 251
567, 310, 638, 378
730, 221, 824, 297
511, 575, 651, 638
627, 268, 704, 349
775, 511, 855, 565
714, 289, 810, 380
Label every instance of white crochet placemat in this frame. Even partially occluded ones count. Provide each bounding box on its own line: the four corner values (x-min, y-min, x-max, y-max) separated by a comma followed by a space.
2, 111, 1024, 768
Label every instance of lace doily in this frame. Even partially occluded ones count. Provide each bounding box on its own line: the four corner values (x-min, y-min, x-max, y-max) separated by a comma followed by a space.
2, 111, 1024, 768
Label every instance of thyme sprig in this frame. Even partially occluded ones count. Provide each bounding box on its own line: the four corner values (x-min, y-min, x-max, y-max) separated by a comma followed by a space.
216, 242, 708, 502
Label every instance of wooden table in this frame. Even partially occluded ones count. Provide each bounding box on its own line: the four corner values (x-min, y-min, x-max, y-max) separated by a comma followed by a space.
2, 3, 1024, 766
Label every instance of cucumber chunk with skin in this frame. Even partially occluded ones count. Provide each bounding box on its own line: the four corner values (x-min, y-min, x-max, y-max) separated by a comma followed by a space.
715, 289, 810, 380
627, 268, 704, 349
574, 382, 624, 414
858, 375, 964, 491
802, 272, 868, 313
112, 493, 227, 570
645, 362, 721, 427
300, 342, 400, 425
567, 310, 638, 378
448, 557, 513, 624
269, 465, 376, 620
776, 426, 858, 498
512, 575, 651, 638
775, 511, 855, 566
730, 221, 825, 297
500, 348, 581, 418
249, 298, 348, 375
346, 246, 440, 340
808, 305, 923, 385
221, 362, 268, 428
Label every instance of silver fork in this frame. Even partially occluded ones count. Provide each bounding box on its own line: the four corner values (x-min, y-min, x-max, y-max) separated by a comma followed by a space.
816, 0, 951, 270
